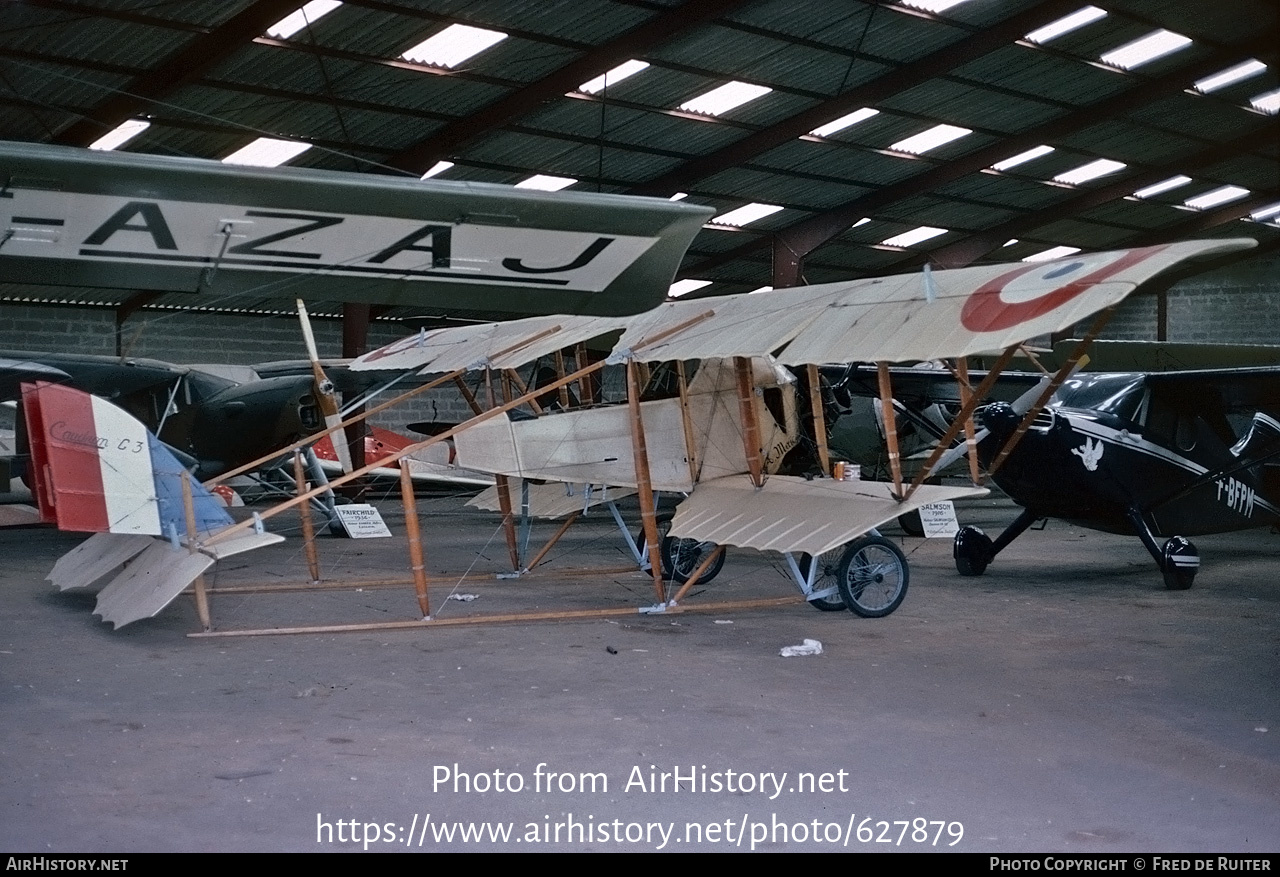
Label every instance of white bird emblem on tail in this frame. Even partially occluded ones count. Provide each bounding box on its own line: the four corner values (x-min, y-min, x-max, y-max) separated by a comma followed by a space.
1071, 436, 1104, 471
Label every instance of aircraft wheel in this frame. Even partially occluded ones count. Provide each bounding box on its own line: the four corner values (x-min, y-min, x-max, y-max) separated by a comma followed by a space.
953, 526, 992, 576
837, 536, 909, 618
660, 531, 725, 585
797, 549, 846, 611
1161, 536, 1198, 591
897, 510, 924, 537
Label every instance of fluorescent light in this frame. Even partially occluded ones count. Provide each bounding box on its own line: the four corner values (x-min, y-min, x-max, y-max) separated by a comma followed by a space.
748, 286, 774, 294
851, 217, 871, 228
1053, 158, 1126, 185
420, 161, 454, 180
991, 145, 1054, 171
88, 119, 149, 151
1100, 30, 1192, 71
899, 0, 972, 12
709, 203, 784, 227
1250, 202, 1280, 221
1003, 239, 1019, 246
222, 137, 311, 167
880, 226, 947, 248
1194, 59, 1267, 93
514, 174, 576, 192
678, 81, 771, 117
1250, 87, 1280, 114
577, 60, 649, 95
1132, 175, 1192, 199
267, 0, 342, 39
1025, 6, 1107, 44
1184, 185, 1249, 210
1023, 245, 1081, 262
808, 107, 879, 138
889, 123, 971, 155
669, 279, 712, 298
669, 192, 688, 201
402, 23, 507, 69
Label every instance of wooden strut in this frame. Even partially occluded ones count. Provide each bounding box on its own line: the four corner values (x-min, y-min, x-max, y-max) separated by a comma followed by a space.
987, 306, 1118, 477
293, 451, 321, 583
876, 361, 904, 498
522, 510, 580, 573
806, 363, 831, 476
955, 358, 982, 487
627, 358, 667, 604
400, 463, 431, 618
902, 344, 1020, 502
669, 544, 726, 605
734, 356, 765, 488
187, 596, 804, 638
675, 360, 699, 486
487, 367, 522, 573
504, 368, 544, 416
554, 349, 570, 408
180, 471, 212, 631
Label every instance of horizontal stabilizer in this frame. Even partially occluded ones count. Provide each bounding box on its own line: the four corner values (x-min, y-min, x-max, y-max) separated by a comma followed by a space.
669, 476, 987, 557
93, 541, 214, 629
467, 480, 635, 519
46, 531, 152, 591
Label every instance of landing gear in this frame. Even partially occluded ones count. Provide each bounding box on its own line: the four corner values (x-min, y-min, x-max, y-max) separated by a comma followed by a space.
797, 548, 847, 611
836, 536, 908, 618
953, 526, 993, 576
1160, 536, 1199, 591
636, 514, 724, 585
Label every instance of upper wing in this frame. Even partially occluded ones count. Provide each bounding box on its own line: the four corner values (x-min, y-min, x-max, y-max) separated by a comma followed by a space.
612, 239, 1257, 365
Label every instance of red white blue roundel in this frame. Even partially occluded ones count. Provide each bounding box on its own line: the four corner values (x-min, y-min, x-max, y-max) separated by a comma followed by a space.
960, 245, 1166, 333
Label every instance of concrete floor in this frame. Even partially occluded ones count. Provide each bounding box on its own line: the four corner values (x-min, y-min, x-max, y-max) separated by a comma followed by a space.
0, 490, 1277, 853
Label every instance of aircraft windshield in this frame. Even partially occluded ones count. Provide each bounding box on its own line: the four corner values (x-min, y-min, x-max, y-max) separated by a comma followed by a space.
1052, 373, 1146, 420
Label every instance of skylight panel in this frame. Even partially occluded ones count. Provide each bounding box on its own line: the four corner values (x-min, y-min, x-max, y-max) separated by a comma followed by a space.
1250, 87, 1280, 114
1249, 202, 1280, 222
1183, 185, 1249, 210
991, 145, 1054, 171
1023, 245, 1081, 262
1024, 6, 1106, 44
514, 174, 576, 192
88, 119, 149, 151
669, 192, 689, 201
709, 203, 784, 227
577, 60, 649, 95
880, 226, 947, 248
402, 24, 507, 69
748, 286, 774, 294
1131, 175, 1192, 199
1099, 30, 1192, 71
222, 138, 311, 167
1053, 158, 1126, 185
888, 124, 971, 155
808, 108, 879, 138
678, 81, 772, 117
669, 279, 712, 298
420, 161, 454, 180
899, 0, 972, 13
851, 217, 872, 228
267, 1, 342, 39
1194, 59, 1267, 93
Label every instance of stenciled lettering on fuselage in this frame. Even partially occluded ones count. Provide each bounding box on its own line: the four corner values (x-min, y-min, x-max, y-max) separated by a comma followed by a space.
1215, 476, 1256, 519
2, 191, 659, 292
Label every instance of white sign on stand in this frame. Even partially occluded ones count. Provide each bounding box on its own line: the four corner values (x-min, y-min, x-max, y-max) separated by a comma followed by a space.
334, 504, 392, 538
919, 501, 960, 538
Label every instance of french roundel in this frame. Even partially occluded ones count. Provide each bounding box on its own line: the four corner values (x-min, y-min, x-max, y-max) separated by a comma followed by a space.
960, 245, 1165, 333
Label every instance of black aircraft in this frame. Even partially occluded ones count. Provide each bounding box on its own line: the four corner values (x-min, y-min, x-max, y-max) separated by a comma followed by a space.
953, 367, 1280, 589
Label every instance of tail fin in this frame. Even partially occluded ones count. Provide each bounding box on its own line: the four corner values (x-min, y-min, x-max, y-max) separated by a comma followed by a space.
21, 380, 231, 537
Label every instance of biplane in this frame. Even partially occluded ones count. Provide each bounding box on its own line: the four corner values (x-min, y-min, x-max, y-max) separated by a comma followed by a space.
22, 237, 1256, 632
953, 365, 1280, 590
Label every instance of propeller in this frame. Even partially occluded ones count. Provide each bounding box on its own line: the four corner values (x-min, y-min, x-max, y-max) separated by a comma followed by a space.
296, 299, 353, 474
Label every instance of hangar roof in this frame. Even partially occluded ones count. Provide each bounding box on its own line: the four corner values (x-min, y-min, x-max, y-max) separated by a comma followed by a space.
0, 0, 1275, 320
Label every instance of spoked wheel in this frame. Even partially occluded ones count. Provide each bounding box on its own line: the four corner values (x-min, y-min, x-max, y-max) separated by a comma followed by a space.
797, 548, 846, 611
636, 515, 724, 584
837, 536, 909, 618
